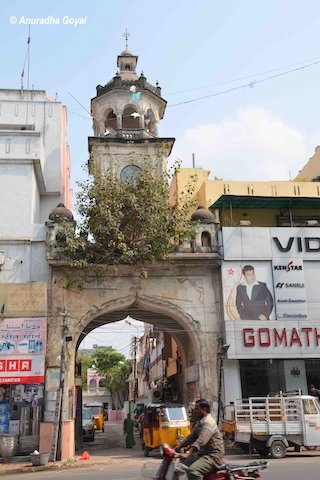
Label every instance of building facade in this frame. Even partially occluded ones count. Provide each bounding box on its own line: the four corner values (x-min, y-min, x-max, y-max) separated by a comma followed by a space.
0, 88, 71, 451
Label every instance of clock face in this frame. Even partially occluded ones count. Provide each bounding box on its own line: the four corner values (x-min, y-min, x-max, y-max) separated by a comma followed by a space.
120, 165, 142, 182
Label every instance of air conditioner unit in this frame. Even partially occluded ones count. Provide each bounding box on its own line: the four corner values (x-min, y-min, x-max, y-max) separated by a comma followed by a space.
152, 387, 162, 403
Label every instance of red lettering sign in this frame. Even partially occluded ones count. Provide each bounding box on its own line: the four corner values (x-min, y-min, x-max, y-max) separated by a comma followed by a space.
301, 327, 313, 347
20, 360, 31, 371
0, 359, 32, 372
274, 328, 288, 347
258, 328, 271, 347
242, 327, 320, 349
289, 328, 302, 347
7, 360, 19, 372
243, 328, 255, 347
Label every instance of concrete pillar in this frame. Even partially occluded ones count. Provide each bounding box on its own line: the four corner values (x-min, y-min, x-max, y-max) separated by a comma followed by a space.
116, 113, 122, 130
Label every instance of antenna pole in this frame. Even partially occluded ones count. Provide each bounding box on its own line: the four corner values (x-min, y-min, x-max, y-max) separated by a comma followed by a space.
26, 26, 31, 125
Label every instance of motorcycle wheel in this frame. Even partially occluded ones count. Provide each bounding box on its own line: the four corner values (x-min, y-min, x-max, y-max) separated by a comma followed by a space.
270, 440, 286, 459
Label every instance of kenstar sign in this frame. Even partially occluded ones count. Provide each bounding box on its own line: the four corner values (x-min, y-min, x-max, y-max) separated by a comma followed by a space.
226, 321, 320, 359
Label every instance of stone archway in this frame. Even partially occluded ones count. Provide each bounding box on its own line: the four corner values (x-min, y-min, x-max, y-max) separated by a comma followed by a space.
43, 257, 221, 459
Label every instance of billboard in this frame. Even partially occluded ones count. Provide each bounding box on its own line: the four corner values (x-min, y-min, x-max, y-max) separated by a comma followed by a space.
0, 318, 46, 384
222, 228, 320, 359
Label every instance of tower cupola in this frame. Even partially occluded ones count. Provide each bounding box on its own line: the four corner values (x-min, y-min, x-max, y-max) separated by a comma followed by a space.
89, 32, 175, 180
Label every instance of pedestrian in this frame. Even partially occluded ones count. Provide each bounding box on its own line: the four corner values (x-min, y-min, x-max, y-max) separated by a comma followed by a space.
123, 413, 136, 449
309, 384, 320, 401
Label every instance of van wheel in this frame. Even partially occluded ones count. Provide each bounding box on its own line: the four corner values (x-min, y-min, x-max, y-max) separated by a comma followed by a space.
270, 440, 286, 459
256, 446, 270, 457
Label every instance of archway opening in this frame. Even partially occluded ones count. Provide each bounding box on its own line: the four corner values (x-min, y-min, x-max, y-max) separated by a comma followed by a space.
74, 305, 198, 451
105, 109, 117, 133
122, 105, 140, 129
201, 231, 211, 247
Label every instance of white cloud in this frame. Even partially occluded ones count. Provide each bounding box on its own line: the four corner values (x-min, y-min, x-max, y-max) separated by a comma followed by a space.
172, 107, 308, 180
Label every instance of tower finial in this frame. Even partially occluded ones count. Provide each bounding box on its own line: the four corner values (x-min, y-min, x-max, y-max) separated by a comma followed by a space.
123, 27, 130, 50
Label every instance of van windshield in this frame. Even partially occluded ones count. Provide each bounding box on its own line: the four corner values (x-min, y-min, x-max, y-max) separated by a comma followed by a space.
89, 406, 102, 415
82, 409, 92, 420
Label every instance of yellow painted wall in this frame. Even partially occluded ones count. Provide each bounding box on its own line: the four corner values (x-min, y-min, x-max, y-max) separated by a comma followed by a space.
295, 147, 320, 181
170, 168, 320, 226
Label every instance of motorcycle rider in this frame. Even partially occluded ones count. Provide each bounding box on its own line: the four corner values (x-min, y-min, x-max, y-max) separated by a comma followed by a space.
175, 399, 225, 480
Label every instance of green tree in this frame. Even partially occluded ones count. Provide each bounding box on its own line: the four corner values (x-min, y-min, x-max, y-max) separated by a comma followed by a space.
53, 159, 197, 269
92, 346, 130, 409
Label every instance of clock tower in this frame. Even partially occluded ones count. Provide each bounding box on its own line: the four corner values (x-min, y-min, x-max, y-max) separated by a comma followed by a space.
89, 32, 175, 178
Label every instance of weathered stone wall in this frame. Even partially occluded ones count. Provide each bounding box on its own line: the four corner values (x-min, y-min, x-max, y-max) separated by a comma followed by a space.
45, 256, 222, 456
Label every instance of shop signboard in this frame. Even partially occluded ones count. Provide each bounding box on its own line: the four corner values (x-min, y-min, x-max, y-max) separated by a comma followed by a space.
0, 318, 46, 384
222, 227, 320, 359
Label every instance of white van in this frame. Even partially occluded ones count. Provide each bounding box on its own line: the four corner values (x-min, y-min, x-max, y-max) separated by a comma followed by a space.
233, 392, 320, 458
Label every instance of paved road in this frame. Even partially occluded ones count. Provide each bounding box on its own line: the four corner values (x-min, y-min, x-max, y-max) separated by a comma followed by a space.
5, 455, 320, 480
4, 423, 320, 479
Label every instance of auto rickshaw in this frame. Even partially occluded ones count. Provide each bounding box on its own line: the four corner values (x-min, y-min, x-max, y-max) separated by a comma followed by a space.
141, 403, 190, 457
84, 403, 105, 432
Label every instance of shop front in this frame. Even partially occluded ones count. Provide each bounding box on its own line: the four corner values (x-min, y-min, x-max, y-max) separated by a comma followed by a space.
221, 227, 320, 412
0, 317, 46, 454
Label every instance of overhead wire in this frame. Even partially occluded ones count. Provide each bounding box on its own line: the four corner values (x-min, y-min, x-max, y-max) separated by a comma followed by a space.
165, 55, 320, 95
167, 58, 320, 108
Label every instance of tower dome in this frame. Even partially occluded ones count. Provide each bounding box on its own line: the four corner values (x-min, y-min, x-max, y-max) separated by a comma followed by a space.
49, 203, 74, 222
191, 206, 215, 224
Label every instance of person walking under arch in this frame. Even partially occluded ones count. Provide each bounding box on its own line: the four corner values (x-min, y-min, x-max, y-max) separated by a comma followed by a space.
123, 413, 136, 449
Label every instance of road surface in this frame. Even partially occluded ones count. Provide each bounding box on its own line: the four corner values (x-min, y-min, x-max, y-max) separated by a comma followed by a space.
5, 454, 320, 480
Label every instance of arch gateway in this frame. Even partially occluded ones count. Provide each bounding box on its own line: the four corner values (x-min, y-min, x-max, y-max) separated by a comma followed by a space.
40, 41, 223, 459
42, 256, 222, 458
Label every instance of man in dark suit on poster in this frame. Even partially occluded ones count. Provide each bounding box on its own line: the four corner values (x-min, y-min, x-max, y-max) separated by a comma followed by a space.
236, 265, 273, 320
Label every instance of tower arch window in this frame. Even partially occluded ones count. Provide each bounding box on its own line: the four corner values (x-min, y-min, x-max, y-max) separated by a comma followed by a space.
201, 231, 211, 247
104, 109, 117, 133
125, 63, 131, 71
122, 105, 140, 129
99, 379, 106, 388
89, 379, 97, 391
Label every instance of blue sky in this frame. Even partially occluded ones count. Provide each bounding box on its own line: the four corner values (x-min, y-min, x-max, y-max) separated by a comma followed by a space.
1, 0, 320, 352
2, 0, 320, 184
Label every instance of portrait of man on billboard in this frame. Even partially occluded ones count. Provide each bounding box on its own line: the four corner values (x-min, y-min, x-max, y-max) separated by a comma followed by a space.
236, 265, 274, 320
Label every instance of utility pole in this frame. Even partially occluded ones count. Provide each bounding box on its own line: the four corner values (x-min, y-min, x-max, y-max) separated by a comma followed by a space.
133, 336, 137, 403
51, 307, 68, 462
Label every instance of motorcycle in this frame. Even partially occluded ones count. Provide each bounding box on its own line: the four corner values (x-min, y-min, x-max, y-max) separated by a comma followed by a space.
142, 444, 268, 480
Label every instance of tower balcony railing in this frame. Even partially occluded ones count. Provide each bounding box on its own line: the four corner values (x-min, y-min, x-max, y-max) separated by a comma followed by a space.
97, 77, 162, 98
116, 129, 144, 140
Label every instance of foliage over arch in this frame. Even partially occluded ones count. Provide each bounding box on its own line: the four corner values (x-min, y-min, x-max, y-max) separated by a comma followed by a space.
52, 158, 197, 272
